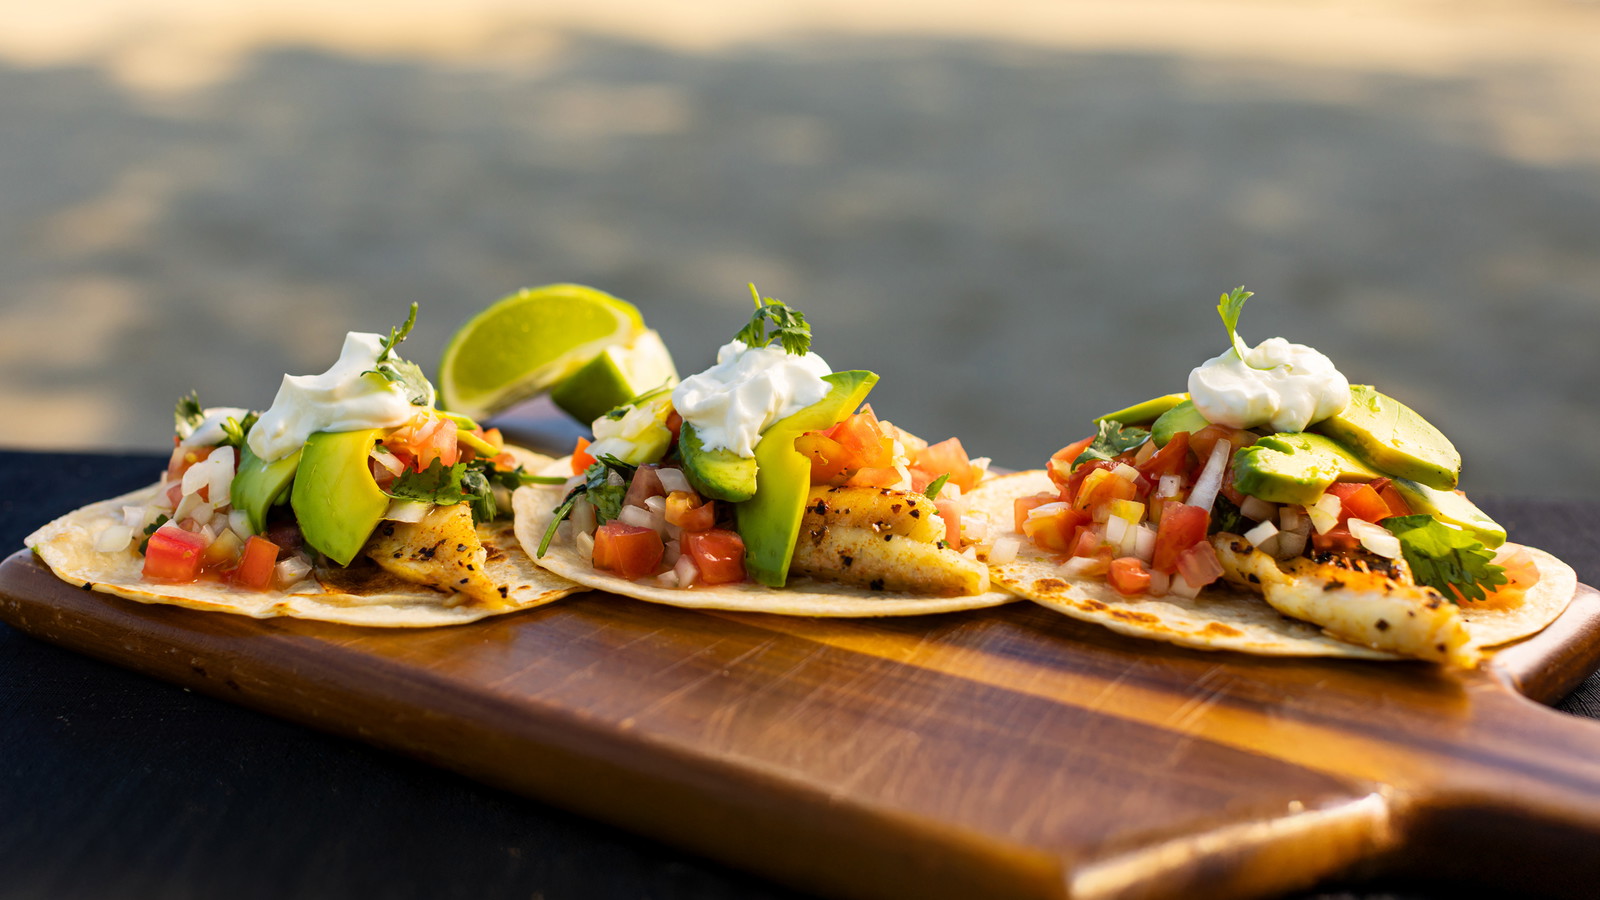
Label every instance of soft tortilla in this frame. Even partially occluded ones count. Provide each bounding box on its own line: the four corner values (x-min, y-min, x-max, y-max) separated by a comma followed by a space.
511, 461, 1016, 617
966, 470, 1578, 659
25, 455, 584, 628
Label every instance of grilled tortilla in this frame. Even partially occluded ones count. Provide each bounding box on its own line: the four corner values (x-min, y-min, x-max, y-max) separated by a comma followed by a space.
967, 470, 1577, 660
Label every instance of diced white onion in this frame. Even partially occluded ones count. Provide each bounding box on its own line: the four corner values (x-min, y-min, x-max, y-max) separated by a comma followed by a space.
1275, 529, 1308, 560
1113, 463, 1141, 483
173, 491, 203, 523
1240, 495, 1276, 522
656, 467, 692, 495
1132, 523, 1157, 563
654, 570, 681, 589
1308, 494, 1342, 534
1279, 505, 1305, 535
1243, 520, 1280, 547
941, 483, 962, 500
370, 446, 406, 477
1147, 570, 1171, 597
1158, 475, 1183, 497
181, 458, 211, 496
571, 497, 597, 536
95, 524, 134, 553
189, 502, 215, 526
643, 495, 667, 517
575, 529, 596, 561
988, 536, 1020, 565
662, 539, 682, 568
275, 556, 313, 586
1186, 441, 1233, 513
1105, 515, 1129, 547
384, 500, 430, 523
960, 514, 988, 543
674, 553, 699, 587
606, 469, 626, 487
1348, 519, 1402, 559
617, 505, 657, 532
1061, 556, 1102, 577
961, 546, 978, 560
1028, 502, 1069, 520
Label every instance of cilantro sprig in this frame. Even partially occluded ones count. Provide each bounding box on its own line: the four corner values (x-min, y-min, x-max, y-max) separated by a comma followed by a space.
388, 457, 561, 524
1217, 285, 1253, 361
734, 283, 811, 356
536, 455, 638, 557
1382, 514, 1508, 603
364, 303, 432, 406
923, 473, 951, 500
174, 392, 206, 437
1072, 419, 1152, 468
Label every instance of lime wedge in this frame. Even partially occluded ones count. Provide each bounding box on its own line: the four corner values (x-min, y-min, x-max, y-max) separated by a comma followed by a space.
438, 284, 645, 419
549, 329, 679, 426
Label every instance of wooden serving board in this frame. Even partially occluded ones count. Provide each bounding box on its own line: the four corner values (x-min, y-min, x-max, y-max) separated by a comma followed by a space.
3, 549, 1600, 900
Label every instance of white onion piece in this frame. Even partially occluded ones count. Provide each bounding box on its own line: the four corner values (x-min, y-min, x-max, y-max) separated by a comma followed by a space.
1147, 570, 1171, 597
1186, 441, 1233, 513
1275, 529, 1308, 560
1280, 505, 1305, 535
1105, 515, 1129, 547
1240, 495, 1276, 522
1132, 523, 1157, 562
643, 495, 667, 517
189, 502, 215, 526
1307, 494, 1342, 534
654, 570, 681, 589
988, 536, 1020, 565
208, 446, 236, 506
576, 530, 596, 561
571, 497, 597, 536
1243, 520, 1279, 547
275, 556, 313, 586
122, 506, 146, 529
1168, 573, 1204, 599
1061, 556, 1103, 577
384, 500, 430, 523
173, 491, 203, 523
1348, 519, 1402, 558
661, 539, 681, 567
95, 524, 134, 553
656, 467, 692, 495
674, 553, 699, 588
1158, 475, 1182, 497
1028, 502, 1069, 520
1113, 463, 1141, 482
370, 446, 406, 477
960, 514, 988, 543
181, 458, 211, 496
617, 505, 657, 532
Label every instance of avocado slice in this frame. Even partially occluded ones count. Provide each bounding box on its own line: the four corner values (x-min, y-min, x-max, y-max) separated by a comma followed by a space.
1095, 393, 1189, 426
1387, 477, 1505, 549
679, 422, 757, 502
736, 370, 879, 587
291, 428, 390, 566
1310, 385, 1461, 491
1232, 432, 1383, 506
232, 443, 302, 535
1150, 400, 1212, 447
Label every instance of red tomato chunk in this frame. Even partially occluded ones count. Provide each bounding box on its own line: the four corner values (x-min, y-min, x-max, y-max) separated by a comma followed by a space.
232, 535, 280, 591
684, 529, 746, 585
592, 522, 665, 581
143, 527, 208, 583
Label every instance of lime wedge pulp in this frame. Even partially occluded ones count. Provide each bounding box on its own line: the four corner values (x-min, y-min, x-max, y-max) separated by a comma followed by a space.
438, 284, 645, 419
549, 329, 679, 426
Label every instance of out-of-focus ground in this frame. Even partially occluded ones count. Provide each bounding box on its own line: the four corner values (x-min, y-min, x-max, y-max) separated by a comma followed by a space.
2, 1, 1597, 497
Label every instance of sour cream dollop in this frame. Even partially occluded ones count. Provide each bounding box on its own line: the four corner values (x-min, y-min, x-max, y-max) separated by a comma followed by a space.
1188, 336, 1349, 433
247, 333, 429, 462
671, 340, 832, 457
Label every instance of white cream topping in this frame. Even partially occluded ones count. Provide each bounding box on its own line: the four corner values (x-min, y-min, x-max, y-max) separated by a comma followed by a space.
247, 333, 427, 462
1188, 336, 1349, 433
670, 340, 832, 457
179, 407, 252, 449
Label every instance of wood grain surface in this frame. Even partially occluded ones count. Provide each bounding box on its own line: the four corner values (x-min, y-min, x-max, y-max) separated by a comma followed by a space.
4, 547, 1599, 900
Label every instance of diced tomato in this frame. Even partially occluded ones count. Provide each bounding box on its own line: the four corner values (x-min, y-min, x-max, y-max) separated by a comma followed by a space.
797, 432, 850, 484
572, 436, 596, 474
164, 480, 184, 508
1174, 539, 1224, 588
912, 438, 981, 494
1371, 478, 1414, 518
142, 526, 209, 583
1325, 482, 1390, 525
386, 415, 460, 471
1047, 436, 1096, 489
934, 496, 965, 549
1137, 432, 1191, 481
1109, 557, 1152, 597
1310, 524, 1363, 553
591, 522, 665, 580
1189, 425, 1256, 466
682, 529, 746, 585
1023, 506, 1090, 553
845, 466, 901, 488
1068, 526, 1102, 559
830, 410, 895, 471
1153, 504, 1210, 574
232, 535, 280, 591
623, 465, 666, 509
1013, 492, 1056, 533
1072, 467, 1142, 514
665, 491, 716, 532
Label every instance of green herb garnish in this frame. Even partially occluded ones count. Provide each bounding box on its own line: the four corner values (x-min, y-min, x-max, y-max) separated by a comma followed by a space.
1217, 285, 1253, 361
1072, 419, 1152, 467
1208, 495, 1248, 536
536, 455, 639, 557
1382, 514, 1507, 603
219, 412, 259, 450
924, 473, 951, 500
364, 303, 432, 406
174, 392, 206, 437
137, 515, 171, 555
734, 283, 811, 356
388, 457, 556, 524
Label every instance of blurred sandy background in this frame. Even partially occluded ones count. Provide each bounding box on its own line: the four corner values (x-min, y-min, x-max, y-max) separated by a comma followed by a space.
2, 1, 1597, 498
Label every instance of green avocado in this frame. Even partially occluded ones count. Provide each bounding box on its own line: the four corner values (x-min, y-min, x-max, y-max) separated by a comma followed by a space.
1310, 385, 1461, 491
1232, 432, 1383, 506
1150, 399, 1212, 447
679, 422, 757, 502
1095, 393, 1189, 426
1388, 477, 1505, 549
232, 443, 301, 535
736, 370, 879, 587
290, 428, 390, 566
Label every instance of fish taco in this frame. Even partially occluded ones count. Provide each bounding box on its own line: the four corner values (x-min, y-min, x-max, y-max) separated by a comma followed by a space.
967, 288, 1577, 665
514, 286, 1015, 616
26, 305, 581, 627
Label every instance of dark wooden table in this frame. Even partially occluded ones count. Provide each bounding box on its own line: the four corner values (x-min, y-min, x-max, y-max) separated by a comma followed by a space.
2, 448, 1597, 900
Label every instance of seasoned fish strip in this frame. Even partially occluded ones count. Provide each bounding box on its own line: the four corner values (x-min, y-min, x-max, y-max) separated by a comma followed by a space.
1211, 534, 1477, 666
792, 524, 989, 596
803, 485, 946, 544
365, 504, 509, 609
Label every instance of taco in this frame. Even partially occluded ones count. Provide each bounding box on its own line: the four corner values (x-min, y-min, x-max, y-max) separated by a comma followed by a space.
967, 288, 1577, 665
25, 305, 581, 627
512, 286, 1015, 616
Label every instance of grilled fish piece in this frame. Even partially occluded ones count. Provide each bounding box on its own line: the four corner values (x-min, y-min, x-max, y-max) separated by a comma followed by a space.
1211, 534, 1477, 666
364, 504, 510, 609
793, 487, 988, 596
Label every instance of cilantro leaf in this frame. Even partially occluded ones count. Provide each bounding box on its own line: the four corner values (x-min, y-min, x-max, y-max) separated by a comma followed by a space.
174, 392, 205, 437
374, 303, 418, 364
924, 473, 951, 500
1072, 419, 1152, 467
1382, 514, 1508, 603
363, 303, 432, 405
1208, 495, 1248, 536
387, 457, 551, 524
733, 283, 812, 356
137, 515, 171, 555
1217, 285, 1253, 360
535, 455, 640, 556
219, 412, 259, 450
389, 459, 471, 506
